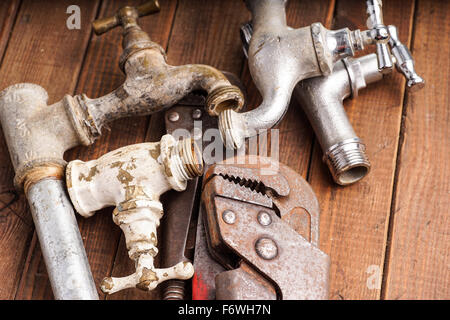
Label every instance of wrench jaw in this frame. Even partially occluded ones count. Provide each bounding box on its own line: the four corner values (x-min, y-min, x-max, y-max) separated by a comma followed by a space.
199, 156, 330, 300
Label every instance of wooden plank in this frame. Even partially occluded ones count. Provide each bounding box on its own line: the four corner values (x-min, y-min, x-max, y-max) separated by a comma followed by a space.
14, 0, 177, 299
0, 0, 33, 229
0, 1, 21, 64
0, 0, 100, 299
306, 0, 416, 299
382, 0, 449, 300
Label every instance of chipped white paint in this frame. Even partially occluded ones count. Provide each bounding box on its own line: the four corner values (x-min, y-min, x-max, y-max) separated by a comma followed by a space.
66, 134, 203, 294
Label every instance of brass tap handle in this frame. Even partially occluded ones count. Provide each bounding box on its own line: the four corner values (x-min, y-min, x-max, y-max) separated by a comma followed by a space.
92, 0, 160, 35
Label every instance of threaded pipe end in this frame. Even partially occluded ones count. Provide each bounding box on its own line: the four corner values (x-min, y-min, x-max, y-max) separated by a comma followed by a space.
218, 109, 246, 150
162, 280, 186, 300
323, 138, 370, 185
206, 85, 244, 116
172, 138, 203, 180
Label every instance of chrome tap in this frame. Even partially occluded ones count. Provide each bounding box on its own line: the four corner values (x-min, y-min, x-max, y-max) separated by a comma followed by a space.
218, 0, 420, 151
230, 0, 424, 185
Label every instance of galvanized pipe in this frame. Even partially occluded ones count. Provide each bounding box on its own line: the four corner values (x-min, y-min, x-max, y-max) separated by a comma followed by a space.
27, 179, 98, 299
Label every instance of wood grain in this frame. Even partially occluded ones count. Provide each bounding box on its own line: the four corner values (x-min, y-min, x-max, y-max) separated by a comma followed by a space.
306, 0, 416, 300
0, 0, 100, 299
0, 0, 446, 300
382, 0, 449, 300
14, 0, 177, 300
0, 1, 20, 63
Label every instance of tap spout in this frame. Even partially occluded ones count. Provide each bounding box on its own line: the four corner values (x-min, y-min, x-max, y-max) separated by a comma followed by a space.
294, 54, 383, 185
78, 47, 242, 137
219, 0, 365, 149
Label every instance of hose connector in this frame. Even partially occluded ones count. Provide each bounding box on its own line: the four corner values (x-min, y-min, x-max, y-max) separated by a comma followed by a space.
218, 108, 247, 150
323, 138, 370, 186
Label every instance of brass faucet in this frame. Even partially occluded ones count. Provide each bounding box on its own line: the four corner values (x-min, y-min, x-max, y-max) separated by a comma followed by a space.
81, 0, 244, 140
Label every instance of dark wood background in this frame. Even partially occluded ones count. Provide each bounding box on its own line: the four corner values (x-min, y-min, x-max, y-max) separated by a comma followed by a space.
0, 0, 447, 300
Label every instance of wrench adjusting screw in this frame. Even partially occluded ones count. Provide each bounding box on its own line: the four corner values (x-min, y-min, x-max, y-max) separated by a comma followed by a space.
257, 211, 272, 226
222, 210, 236, 224
255, 237, 278, 260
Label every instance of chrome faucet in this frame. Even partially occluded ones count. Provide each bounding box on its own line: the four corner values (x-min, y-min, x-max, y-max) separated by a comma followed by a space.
220, 0, 424, 186
218, 0, 423, 151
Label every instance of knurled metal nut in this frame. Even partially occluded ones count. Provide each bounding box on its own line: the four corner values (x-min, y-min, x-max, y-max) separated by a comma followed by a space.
255, 237, 278, 260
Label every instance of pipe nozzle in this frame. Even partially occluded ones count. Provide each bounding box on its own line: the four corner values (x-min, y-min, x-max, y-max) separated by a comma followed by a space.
171, 138, 204, 181
323, 138, 370, 185
218, 108, 247, 150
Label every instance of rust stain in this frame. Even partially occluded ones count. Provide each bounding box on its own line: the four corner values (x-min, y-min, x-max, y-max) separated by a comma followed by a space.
137, 267, 158, 291
125, 185, 148, 200
79, 165, 99, 182
125, 162, 137, 170
110, 161, 123, 168
148, 144, 160, 160
117, 168, 134, 185
148, 248, 157, 257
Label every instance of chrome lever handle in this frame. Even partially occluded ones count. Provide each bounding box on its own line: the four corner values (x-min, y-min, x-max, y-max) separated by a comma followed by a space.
387, 25, 425, 92
366, 0, 393, 73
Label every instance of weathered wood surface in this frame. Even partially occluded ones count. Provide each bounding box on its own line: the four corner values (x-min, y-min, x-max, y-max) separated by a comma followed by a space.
0, 0, 447, 300
382, 0, 449, 300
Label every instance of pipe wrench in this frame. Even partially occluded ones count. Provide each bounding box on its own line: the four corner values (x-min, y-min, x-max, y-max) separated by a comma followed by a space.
158, 72, 246, 299
194, 156, 330, 299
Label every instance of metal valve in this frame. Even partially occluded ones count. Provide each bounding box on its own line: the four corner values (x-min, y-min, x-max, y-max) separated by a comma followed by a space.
387, 25, 425, 91
366, 0, 393, 73
92, 0, 160, 35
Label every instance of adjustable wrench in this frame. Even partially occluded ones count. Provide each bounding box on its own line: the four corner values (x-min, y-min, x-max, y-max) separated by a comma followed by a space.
194, 156, 330, 299
158, 72, 246, 299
